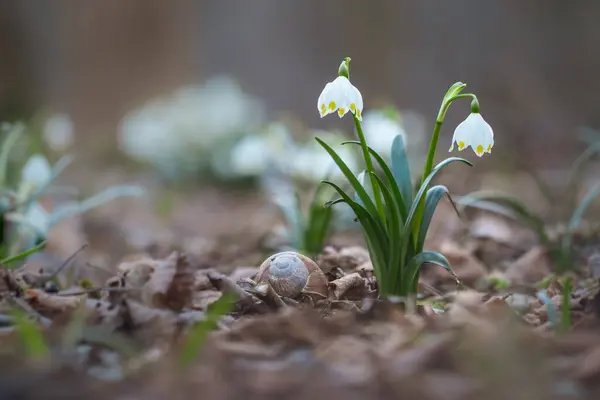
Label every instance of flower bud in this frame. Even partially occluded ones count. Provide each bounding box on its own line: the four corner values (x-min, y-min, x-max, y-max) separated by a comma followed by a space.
338, 57, 351, 79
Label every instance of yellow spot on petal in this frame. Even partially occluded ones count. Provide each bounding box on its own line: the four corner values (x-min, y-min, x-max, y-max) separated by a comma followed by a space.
486, 144, 492, 153
356, 109, 361, 119
476, 144, 484, 155
320, 104, 326, 114
328, 101, 336, 111
458, 141, 465, 150
338, 108, 345, 116
350, 103, 356, 112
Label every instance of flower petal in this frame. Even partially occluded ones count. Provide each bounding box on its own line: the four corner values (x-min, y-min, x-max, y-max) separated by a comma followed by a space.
450, 112, 493, 157
316, 76, 363, 120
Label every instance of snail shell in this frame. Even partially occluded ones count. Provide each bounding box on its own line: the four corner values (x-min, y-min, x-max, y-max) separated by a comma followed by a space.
256, 251, 328, 299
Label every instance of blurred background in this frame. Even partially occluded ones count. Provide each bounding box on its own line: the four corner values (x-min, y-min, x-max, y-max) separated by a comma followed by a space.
1, 0, 599, 262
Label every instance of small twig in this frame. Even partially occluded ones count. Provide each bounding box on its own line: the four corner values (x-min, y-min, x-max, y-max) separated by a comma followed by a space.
56, 286, 139, 297
207, 271, 266, 313
40, 243, 89, 284
252, 282, 286, 309
8, 296, 52, 327
85, 262, 115, 277
420, 282, 444, 297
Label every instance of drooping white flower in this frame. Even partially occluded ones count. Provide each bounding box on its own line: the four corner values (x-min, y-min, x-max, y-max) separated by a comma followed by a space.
43, 113, 74, 151
449, 112, 494, 157
317, 76, 363, 120
21, 154, 52, 188
23, 203, 50, 236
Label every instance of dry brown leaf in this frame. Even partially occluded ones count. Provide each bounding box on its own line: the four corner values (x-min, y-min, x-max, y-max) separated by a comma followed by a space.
118, 253, 157, 289
423, 241, 487, 286
122, 300, 178, 344
229, 267, 260, 283
573, 345, 600, 381
314, 335, 376, 385
141, 252, 195, 312
25, 289, 85, 317
317, 246, 370, 274
470, 214, 517, 245
504, 246, 552, 285
194, 269, 216, 291
328, 273, 367, 300
192, 290, 223, 310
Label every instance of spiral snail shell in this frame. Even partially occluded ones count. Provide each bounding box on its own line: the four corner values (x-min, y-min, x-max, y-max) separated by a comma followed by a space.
256, 251, 328, 299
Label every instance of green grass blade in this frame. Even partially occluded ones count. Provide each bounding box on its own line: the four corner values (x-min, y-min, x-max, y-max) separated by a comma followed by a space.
457, 190, 550, 245
370, 172, 403, 293
391, 135, 413, 209
0, 127, 22, 186
10, 308, 49, 359
179, 293, 235, 369
303, 185, 333, 255
401, 157, 471, 269
418, 185, 451, 253
566, 143, 600, 203
316, 137, 381, 221
561, 182, 600, 271
342, 141, 408, 220
560, 276, 573, 332
405, 158, 472, 236
1, 240, 46, 267
322, 180, 389, 287
49, 185, 144, 226
407, 251, 458, 294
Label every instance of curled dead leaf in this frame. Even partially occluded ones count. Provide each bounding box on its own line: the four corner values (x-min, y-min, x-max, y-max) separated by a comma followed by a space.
329, 273, 367, 300
317, 246, 370, 274
118, 253, 156, 289
141, 252, 195, 312
192, 290, 223, 311
25, 288, 84, 317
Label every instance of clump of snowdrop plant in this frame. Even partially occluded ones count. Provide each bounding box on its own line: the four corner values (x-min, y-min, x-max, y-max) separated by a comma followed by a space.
0, 123, 143, 264
315, 57, 493, 303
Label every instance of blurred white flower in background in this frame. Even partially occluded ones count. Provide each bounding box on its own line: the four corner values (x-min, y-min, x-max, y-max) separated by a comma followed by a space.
43, 113, 74, 152
220, 122, 296, 178
291, 131, 359, 182
21, 154, 52, 189
23, 202, 50, 236
362, 108, 428, 174
362, 109, 407, 157
118, 76, 265, 179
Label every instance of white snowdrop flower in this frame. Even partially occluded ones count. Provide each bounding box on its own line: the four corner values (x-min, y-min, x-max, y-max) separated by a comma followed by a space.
21, 154, 52, 188
291, 132, 358, 182
449, 112, 494, 157
43, 113, 74, 151
24, 203, 50, 236
317, 76, 363, 120
227, 123, 295, 178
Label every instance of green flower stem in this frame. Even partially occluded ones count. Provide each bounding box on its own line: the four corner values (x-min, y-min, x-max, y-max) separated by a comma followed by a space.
412, 92, 478, 246
353, 114, 385, 222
